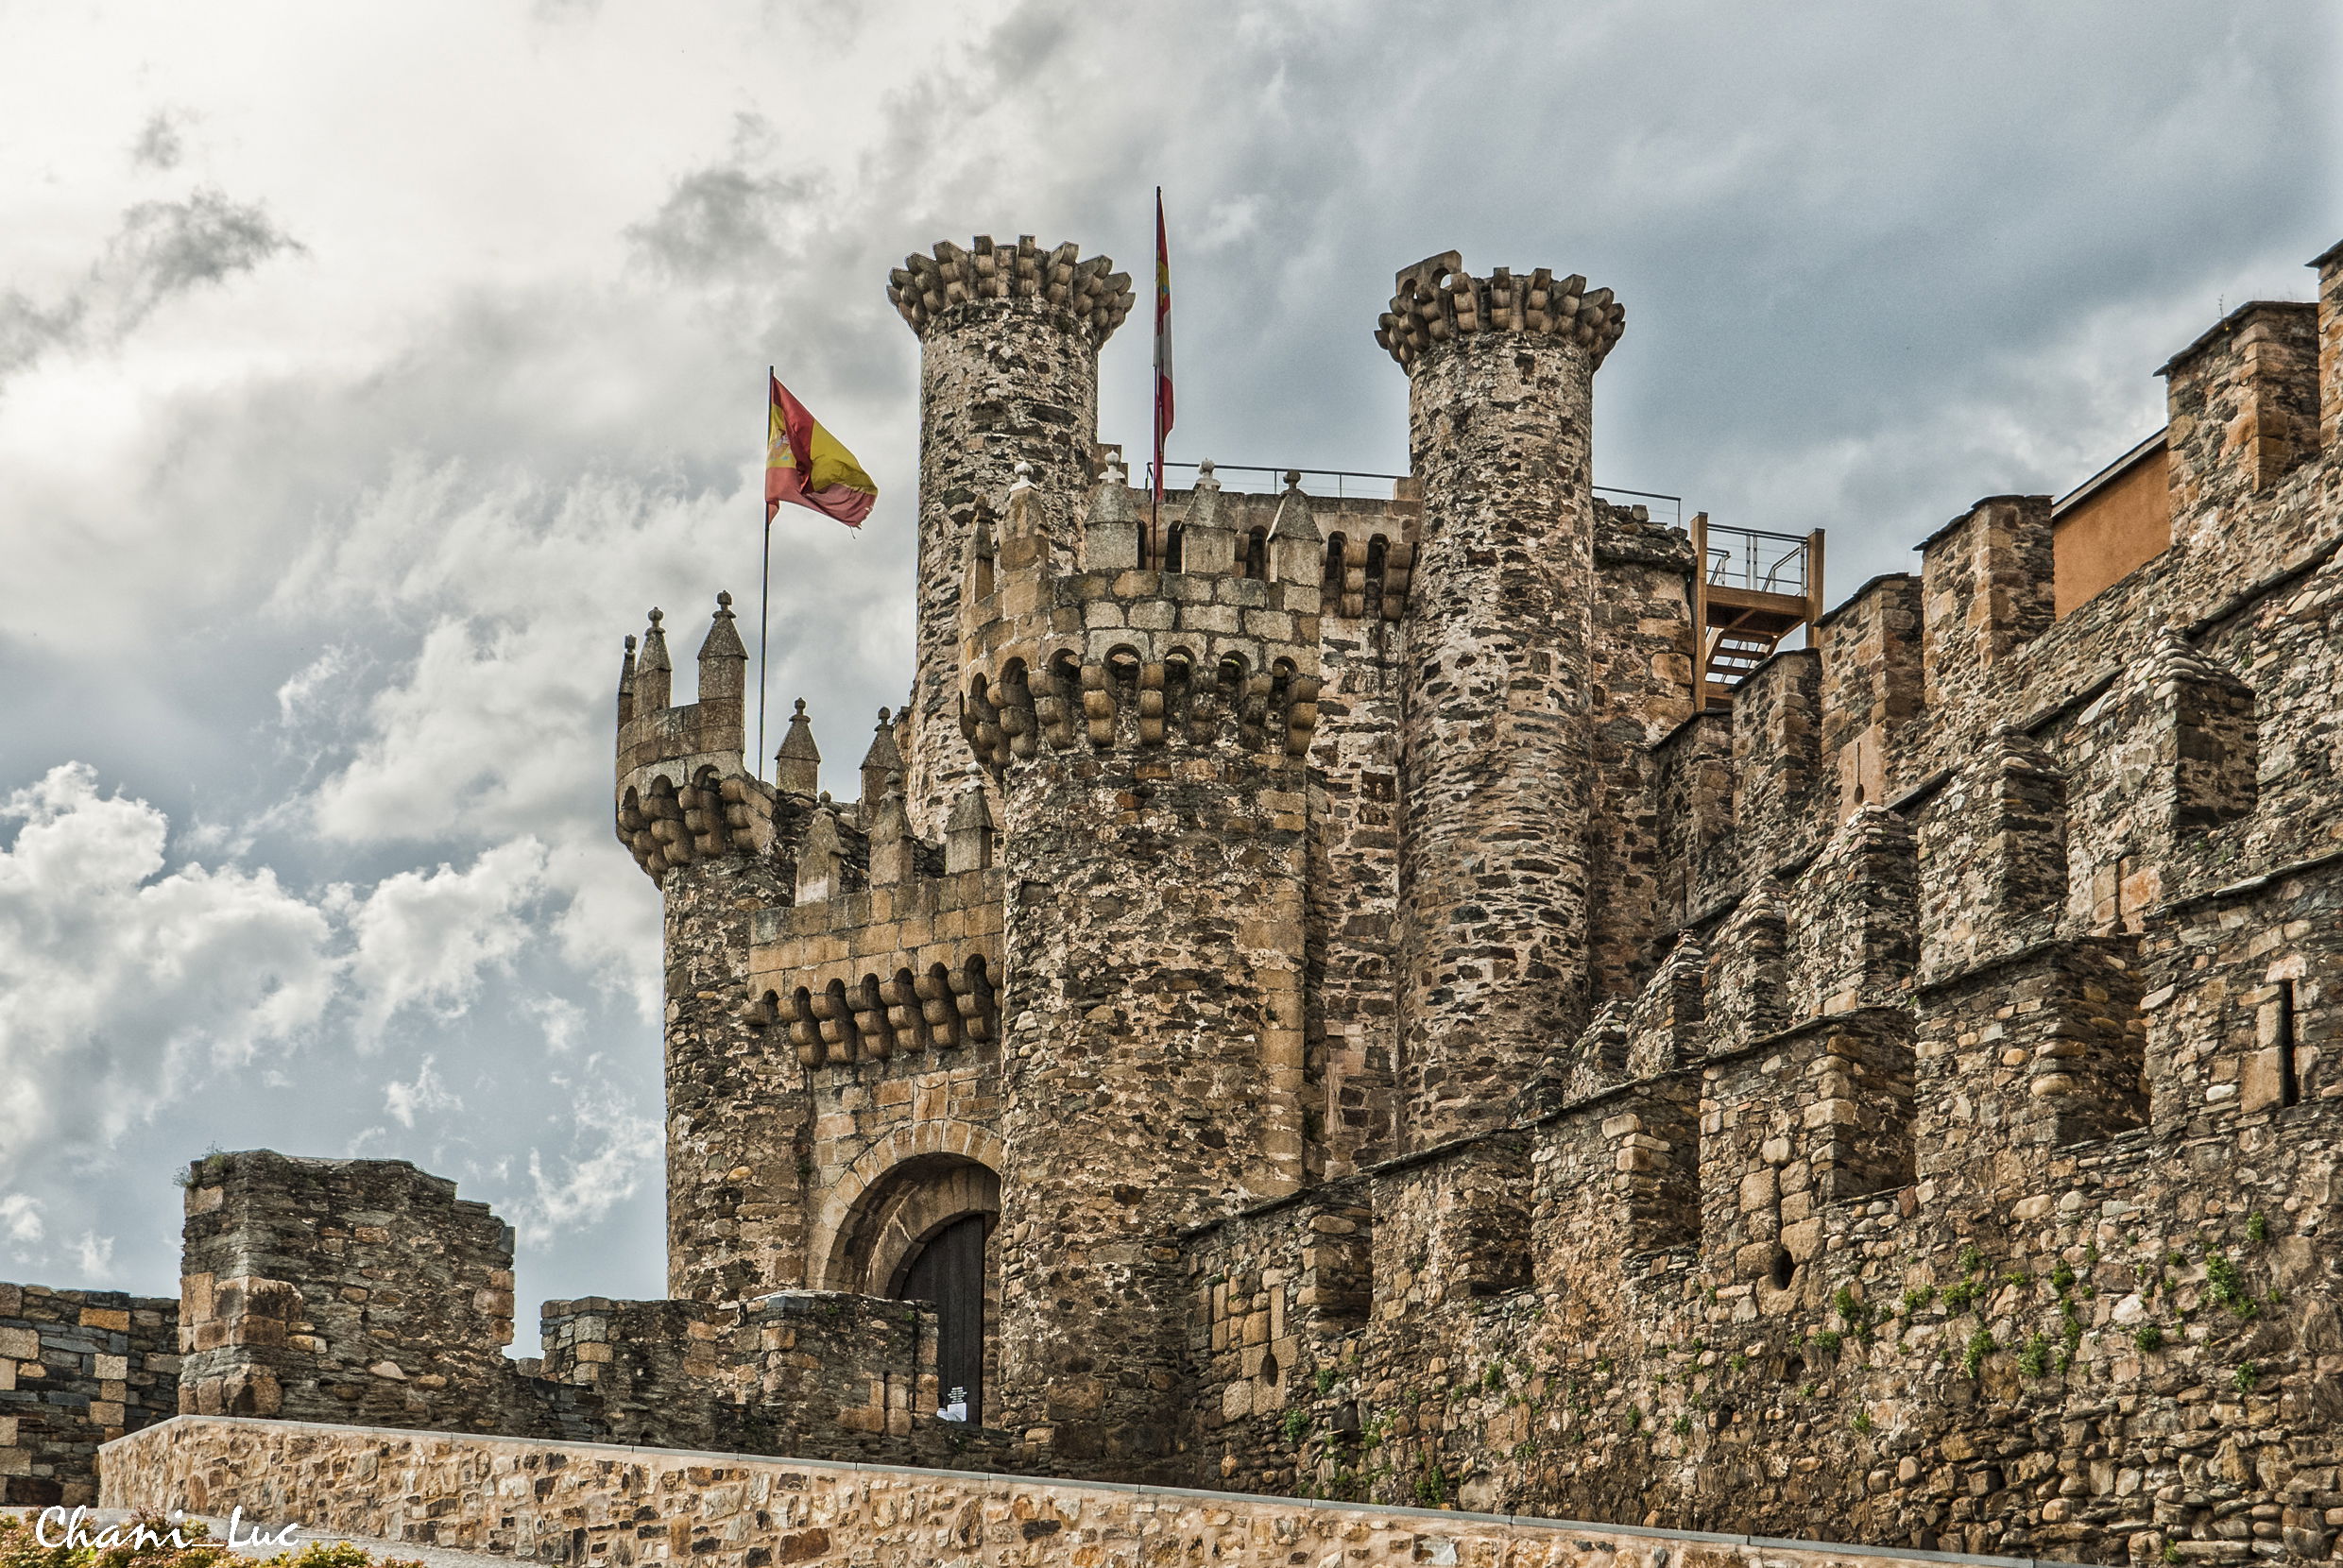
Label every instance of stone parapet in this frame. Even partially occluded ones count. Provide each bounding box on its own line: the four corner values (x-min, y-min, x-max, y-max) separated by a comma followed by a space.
103, 1416, 2058, 1568
0, 1284, 176, 1507
1377, 252, 1626, 370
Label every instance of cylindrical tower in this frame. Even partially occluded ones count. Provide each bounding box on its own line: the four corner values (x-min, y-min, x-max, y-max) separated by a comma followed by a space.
1378, 253, 1627, 1150
960, 481, 1322, 1473
611, 598, 805, 1304
887, 236, 1134, 839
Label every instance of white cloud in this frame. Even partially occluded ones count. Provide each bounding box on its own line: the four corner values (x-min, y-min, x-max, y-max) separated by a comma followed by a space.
345, 837, 550, 1044
525, 995, 586, 1055
0, 764, 337, 1188
0, 1196, 44, 1246
507, 1060, 661, 1246
71, 1232, 115, 1280
384, 1054, 462, 1128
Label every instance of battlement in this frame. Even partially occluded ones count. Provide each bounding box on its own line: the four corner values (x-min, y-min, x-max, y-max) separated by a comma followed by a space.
744, 865, 1003, 1068
888, 235, 1134, 343
614, 596, 778, 881
954, 469, 1334, 764
1375, 251, 1626, 370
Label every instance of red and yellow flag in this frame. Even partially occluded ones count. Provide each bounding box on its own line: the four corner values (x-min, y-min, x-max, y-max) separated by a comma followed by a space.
766, 374, 877, 528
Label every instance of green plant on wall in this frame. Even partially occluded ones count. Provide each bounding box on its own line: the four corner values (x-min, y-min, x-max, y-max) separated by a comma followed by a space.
2204, 1252, 2258, 1318
1282, 1404, 1311, 1447
1961, 1327, 1996, 1377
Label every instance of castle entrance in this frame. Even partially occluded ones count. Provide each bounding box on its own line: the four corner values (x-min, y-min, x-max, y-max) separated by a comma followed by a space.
896, 1212, 985, 1422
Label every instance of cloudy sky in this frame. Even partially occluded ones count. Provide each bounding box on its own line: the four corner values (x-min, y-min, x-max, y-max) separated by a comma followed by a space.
0, 2, 2333, 1343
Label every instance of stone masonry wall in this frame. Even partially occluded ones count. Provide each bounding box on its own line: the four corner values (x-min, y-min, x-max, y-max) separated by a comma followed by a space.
0, 1285, 176, 1507
176, 1150, 1021, 1473
968, 469, 1325, 1469
104, 1415, 2045, 1568
1173, 242, 2343, 1568
177, 1150, 518, 1432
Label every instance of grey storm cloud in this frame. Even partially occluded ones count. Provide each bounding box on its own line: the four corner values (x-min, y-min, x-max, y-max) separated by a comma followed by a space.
0, 186, 299, 387
0, 0, 2333, 1336
129, 111, 185, 171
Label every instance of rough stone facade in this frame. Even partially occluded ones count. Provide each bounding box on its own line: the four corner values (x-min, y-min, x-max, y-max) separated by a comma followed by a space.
20, 229, 2343, 1564
103, 1416, 2052, 1568
0, 1285, 175, 1507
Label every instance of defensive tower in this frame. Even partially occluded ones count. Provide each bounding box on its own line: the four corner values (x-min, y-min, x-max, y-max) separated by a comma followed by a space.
1377, 256, 1626, 1147
958, 454, 1325, 1468
613, 595, 802, 1304
888, 236, 1135, 839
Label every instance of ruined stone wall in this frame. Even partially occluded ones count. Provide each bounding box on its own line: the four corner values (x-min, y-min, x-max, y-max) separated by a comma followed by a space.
174, 1150, 1019, 1472
176, 1150, 520, 1431
0, 1285, 176, 1507
532, 1290, 1008, 1467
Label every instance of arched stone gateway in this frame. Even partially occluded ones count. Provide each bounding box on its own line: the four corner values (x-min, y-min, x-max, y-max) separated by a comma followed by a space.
820, 1141, 1000, 1423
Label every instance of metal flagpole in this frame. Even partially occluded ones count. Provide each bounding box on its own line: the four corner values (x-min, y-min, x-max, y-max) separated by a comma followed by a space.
1150, 187, 1165, 570
758, 366, 775, 781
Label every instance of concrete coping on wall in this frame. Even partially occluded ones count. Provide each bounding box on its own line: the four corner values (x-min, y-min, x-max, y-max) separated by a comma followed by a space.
105, 1416, 2110, 1568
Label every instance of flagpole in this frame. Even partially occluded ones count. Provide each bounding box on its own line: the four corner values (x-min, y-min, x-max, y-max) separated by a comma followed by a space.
1150, 186, 1165, 570
758, 365, 775, 782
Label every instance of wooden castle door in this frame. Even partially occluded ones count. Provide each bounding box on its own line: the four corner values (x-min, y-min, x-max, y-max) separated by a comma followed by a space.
898, 1214, 984, 1423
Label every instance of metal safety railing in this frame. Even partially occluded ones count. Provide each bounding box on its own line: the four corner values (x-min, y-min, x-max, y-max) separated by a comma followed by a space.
1144, 461, 1405, 501
1592, 485, 1684, 531
1702, 522, 1814, 599
1141, 461, 1686, 527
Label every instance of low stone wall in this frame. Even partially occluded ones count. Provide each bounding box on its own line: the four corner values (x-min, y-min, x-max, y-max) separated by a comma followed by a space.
0, 1284, 178, 1507
101, 1415, 2085, 1568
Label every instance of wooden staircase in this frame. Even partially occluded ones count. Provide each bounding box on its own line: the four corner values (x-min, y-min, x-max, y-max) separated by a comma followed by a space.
1691, 515, 1825, 710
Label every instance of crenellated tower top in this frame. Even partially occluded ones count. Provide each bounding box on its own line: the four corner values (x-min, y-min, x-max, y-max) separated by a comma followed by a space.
887, 235, 1135, 343
1376, 251, 1626, 372
894, 235, 1135, 844
613, 593, 776, 882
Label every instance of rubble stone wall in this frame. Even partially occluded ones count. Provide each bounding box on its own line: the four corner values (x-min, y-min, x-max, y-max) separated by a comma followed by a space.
0, 1285, 176, 1507
1174, 244, 2343, 1567
103, 1416, 2037, 1568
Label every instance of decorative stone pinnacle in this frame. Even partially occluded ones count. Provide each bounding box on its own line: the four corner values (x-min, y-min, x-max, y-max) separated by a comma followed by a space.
1375, 251, 1625, 371
1283, 469, 1303, 488
887, 235, 1135, 343
1011, 461, 1035, 491
624, 634, 636, 651
647, 607, 663, 625
717, 590, 732, 608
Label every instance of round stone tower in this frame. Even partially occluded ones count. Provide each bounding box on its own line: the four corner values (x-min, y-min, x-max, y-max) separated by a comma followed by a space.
886, 236, 1134, 839
956, 470, 1323, 1471
1377, 254, 1627, 1150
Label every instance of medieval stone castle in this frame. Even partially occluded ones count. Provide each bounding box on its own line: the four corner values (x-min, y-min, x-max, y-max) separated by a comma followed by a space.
9, 230, 2342, 1568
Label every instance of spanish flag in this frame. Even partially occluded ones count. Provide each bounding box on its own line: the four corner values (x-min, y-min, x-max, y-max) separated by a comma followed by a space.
766, 373, 878, 528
